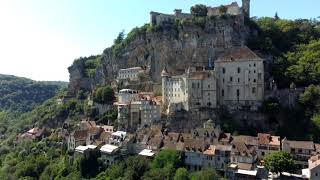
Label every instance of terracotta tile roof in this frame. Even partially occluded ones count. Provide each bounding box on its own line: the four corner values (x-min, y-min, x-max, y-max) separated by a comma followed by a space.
164, 132, 180, 143
99, 131, 112, 142
203, 145, 216, 155
232, 141, 256, 157
184, 138, 208, 152
285, 140, 315, 150
73, 130, 88, 141
179, 133, 194, 142
147, 136, 163, 148
219, 133, 232, 143
163, 142, 185, 151
88, 127, 103, 136
258, 133, 280, 146
216, 46, 262, 62
215, 144, 232, 152
80, 121, 96, 130
233, 135, 258, 146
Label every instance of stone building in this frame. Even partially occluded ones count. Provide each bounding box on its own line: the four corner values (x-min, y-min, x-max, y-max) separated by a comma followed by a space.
117, 67, 144, 81
282, 138, 315, 168
150, 0, 250, 26
161, 66, 218, 112
215, 46, 264, 110
207, 2, 242, 16
257, 133, 281, 160
116, 90, 161, 131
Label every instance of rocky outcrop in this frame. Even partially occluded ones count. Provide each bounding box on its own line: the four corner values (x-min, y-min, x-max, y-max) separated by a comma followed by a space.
68, 15, 251, 96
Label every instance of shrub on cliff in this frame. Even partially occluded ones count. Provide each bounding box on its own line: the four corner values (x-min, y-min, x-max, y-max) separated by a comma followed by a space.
93, 86, 115, 104
190, 4, 208, 17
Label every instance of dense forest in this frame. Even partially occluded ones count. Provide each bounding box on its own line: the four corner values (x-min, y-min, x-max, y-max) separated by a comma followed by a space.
0, 14, 319, 179
0, 74, 67, 113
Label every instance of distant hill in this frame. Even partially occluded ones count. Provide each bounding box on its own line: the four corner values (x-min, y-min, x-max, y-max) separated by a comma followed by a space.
0, 74, 68, 113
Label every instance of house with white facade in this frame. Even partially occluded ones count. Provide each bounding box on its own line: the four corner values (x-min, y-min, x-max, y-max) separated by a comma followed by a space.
215, 46, 264, 110
161, 46, 264, 113
117, 89, 161, 131
117, 67, 144, 81
161, 66, 218, 112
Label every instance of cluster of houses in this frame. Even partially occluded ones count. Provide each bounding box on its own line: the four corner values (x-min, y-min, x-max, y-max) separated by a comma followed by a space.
66, 118, 320, 179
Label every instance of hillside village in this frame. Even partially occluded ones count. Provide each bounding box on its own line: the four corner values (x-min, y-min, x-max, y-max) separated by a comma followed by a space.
11, 0, 320, 180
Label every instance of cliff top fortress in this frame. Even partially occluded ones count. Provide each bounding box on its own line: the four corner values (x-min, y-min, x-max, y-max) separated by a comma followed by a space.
150, 0, 250, 26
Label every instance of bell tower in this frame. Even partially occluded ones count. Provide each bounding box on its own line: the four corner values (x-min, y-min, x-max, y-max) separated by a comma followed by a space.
242, 0, 250, 18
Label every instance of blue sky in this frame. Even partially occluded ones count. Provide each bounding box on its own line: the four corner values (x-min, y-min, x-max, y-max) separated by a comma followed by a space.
0, 0, 319, 81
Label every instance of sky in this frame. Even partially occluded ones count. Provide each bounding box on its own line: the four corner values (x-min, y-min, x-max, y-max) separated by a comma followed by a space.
0, 0, 319, 82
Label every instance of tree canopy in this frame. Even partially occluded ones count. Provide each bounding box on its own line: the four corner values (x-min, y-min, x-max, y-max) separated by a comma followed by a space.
264, 151, 296, 175
94, 86, 116, 104
190, 4, 208, 17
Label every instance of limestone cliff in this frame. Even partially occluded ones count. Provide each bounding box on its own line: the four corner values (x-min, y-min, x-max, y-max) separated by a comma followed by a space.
68, 15, 251, 96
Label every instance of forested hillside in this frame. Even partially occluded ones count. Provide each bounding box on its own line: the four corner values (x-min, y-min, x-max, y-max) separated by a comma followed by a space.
0, 74, 67, 113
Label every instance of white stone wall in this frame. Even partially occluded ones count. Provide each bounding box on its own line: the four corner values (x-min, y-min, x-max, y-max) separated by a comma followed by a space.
215, 60, 264, 108
162, 70, 218, 113
117, 68, 142, 81
118, 89, 139, 104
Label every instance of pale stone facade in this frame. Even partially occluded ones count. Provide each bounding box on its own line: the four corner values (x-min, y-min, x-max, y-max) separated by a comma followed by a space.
161, 47, 264, 113
207, 2, 242, 16
150, 1, 250, 26
215, 46, 264, 110
161, 67, 218, 112
117, 67, 144, 81
116, 89, 161, 130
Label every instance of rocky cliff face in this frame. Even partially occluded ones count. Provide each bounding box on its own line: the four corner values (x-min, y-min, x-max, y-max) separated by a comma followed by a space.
68, 15, 251, 96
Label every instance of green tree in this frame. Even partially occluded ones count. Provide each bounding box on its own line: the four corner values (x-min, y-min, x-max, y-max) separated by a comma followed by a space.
190, 4, 208, 17
261, 97, 281, 114
299, 84, 320, 117
124, 156, 150, 180
174, 168, 189, 180
94, 86, 115, 104
105, 161, 126, 179
151, 150, 181, 169
264, 151, 296, 175
79, 149, 101, 178
218, 5, 227, 15
286, 40, 320, 86
114, 30, 125, 45
190, 169, 220, 180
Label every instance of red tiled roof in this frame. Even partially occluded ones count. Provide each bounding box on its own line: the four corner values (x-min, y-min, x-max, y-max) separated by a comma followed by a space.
216, 46, 262, 62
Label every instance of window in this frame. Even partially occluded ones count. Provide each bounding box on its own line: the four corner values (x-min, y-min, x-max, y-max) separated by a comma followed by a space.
253, 79, 256, 83
252, 87, 256, 94
238, 78, 240, 83
237, 67, 241, 73
230, 76, 233, 82
223, 78, 225, 83
237, 89, 240, 97
261, 152, 265, 156
222, 68, 226, 74
254, 70, 256, 73
254, 63, 256, 67
208, 84, 210, 88
222, 89, 224, 97
197, 83, 200, 88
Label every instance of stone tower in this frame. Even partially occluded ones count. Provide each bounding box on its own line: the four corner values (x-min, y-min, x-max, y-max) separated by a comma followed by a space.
242, 0, 250, 18
161, 65, 169, 108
